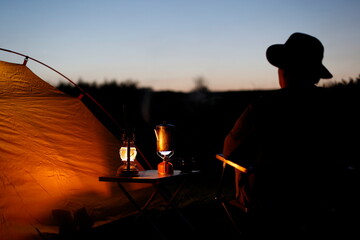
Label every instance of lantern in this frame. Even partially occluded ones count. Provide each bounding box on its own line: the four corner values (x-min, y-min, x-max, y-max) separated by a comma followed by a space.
117, 131, 139, 176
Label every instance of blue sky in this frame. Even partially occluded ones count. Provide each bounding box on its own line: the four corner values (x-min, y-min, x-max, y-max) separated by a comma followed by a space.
1, 0, 360, 92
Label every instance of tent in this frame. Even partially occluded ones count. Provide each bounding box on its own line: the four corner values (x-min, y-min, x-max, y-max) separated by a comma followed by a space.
0, 60, 152, 240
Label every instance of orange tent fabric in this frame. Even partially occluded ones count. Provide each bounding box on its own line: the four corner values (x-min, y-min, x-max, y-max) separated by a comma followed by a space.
0, 61, 149, 240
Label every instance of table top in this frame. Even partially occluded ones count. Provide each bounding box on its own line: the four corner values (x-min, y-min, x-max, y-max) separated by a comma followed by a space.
99, 169, 201, 183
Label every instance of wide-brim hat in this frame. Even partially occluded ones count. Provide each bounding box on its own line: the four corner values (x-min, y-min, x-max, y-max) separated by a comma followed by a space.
266, 32, 332, 79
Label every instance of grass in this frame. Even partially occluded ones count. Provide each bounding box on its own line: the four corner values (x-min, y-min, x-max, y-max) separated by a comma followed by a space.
41, 170, 242, 240
41, 167, 359, 240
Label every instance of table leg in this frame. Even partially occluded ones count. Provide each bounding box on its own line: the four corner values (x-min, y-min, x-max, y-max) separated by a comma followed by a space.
117, 183, 167, 239
155, 178, 195, 231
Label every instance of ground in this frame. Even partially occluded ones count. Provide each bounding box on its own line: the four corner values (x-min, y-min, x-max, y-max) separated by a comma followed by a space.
41, 169, 359, 240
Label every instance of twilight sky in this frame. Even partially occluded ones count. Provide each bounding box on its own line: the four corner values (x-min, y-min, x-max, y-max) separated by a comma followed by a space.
1, 0, 360, 92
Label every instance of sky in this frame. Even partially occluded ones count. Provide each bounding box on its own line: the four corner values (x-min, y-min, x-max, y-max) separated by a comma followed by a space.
1, 0, 360, 92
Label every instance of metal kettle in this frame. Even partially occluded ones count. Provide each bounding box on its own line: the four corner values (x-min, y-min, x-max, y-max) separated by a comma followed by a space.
154, 122, 175, 153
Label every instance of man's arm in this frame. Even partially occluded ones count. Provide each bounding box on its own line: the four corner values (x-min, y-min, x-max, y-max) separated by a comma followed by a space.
222, 105, 255, 159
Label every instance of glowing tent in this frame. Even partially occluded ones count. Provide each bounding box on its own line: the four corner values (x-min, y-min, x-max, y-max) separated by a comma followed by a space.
0, 60, 150, 240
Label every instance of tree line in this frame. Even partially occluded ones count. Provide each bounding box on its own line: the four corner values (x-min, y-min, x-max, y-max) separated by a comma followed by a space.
56, 74, 360, 171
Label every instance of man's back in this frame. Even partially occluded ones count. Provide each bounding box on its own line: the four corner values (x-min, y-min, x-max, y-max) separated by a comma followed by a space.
244, 87, 344, 238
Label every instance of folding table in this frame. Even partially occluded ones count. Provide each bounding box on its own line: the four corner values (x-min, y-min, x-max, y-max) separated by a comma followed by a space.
99, 169, 201, 239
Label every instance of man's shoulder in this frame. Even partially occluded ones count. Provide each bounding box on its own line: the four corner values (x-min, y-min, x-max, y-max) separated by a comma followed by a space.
249, 89, 285, 108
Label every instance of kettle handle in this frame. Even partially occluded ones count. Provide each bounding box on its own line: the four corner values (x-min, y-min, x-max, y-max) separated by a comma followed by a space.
154, 129, 158, 140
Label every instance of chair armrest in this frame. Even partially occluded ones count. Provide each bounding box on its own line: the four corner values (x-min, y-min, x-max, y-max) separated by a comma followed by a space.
215, 154, 248, 173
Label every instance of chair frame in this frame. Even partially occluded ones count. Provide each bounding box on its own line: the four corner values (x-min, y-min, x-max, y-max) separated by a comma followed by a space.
214, 153, 248, 236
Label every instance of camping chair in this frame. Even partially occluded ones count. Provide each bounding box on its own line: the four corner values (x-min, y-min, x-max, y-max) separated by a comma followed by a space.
214, 153, 250, 237
214, 153, 352, 239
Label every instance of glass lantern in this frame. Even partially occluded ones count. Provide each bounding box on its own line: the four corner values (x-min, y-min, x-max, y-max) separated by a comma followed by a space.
117, 131, 139, 176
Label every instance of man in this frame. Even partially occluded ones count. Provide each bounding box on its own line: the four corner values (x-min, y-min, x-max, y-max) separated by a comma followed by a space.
223, 32, 340, 239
